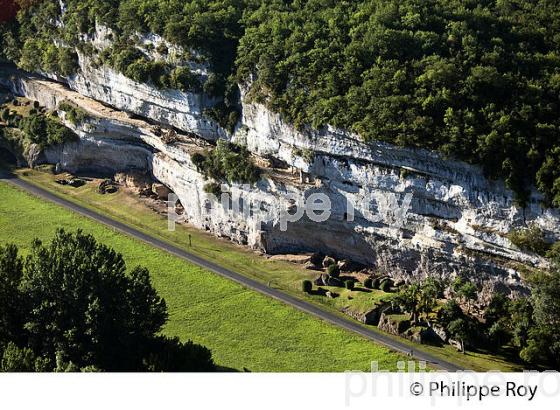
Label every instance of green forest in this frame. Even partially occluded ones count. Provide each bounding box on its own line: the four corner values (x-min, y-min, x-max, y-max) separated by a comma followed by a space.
1, 0, 560, 206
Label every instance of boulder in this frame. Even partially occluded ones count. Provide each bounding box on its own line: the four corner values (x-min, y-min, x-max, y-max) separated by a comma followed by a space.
343, 306, 383, 325
304, 261, 322, 270
431, 323, 449, 342
337, 259, 365, 272
114, 170, 152, 192
68, 178, 85, 188
55, 177, 86, 188
314, 273, 344, 287
314, 274, 327, 286
326, 291, 339, 299
377, 312, 411, 336
98, 179, 118, 194
152, 183, 171, 200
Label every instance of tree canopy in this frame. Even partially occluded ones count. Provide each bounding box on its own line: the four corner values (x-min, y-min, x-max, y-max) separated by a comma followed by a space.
0, 229, 215, 372
2, 0, 560, 205
236, 0, 560, 206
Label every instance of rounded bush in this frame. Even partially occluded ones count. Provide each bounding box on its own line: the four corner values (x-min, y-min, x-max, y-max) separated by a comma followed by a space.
310, 252, 324, 267
380, 279, 392, 293
372, 278, 381, 289
1, 108, 10, 121
302, 280, 312, 293
323, 256, 336, 268
345, 280, 355, 290
326, 263, 340, 278
364, 278, 373, 289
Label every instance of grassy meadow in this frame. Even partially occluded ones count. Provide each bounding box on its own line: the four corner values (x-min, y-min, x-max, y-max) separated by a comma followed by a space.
0, 180, 410, 371
5, 168, 524, 371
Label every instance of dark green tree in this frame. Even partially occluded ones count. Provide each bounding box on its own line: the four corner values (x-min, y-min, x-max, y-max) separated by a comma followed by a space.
0, 229, 215, 372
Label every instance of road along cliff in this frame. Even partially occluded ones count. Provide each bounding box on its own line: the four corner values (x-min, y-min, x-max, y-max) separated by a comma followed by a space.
1, 48, 559, 302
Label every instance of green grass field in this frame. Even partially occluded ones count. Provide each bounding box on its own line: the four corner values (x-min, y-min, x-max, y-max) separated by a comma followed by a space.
9, 168, 525, 371
0, 181, 412, 371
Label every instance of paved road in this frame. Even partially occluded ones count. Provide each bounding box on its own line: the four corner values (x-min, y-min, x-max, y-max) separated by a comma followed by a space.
1, 172, 465, 371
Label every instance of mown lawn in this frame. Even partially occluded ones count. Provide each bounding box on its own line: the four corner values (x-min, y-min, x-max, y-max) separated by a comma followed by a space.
0, 181, 409, 371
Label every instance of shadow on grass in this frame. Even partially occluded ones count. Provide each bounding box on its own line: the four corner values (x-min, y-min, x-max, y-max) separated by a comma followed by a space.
350, 287, 372, 293
215, 365, 244, 372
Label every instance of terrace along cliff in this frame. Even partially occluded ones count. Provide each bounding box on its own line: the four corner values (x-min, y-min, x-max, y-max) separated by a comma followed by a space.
1, 27, 559, 300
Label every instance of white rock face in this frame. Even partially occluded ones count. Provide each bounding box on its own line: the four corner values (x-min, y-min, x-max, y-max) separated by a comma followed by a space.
66, 55, 226, 141
2, 64, 559, 296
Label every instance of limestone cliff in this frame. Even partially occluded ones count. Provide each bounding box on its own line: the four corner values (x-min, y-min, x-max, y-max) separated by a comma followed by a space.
2, 47, 559, 298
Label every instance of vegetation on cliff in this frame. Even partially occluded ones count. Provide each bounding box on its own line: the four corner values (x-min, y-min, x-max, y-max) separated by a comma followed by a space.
191, 140, 261, 185
0, 98, 78, 159
236, 0, 560, 206
1, 0, 560, 206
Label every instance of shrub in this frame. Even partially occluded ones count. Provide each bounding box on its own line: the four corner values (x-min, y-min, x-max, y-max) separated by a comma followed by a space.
32, 101, 39, 109
203, 103, 240, 133
310, 252, 325, 267
364, 278, 373, 289
322, 256, 336, 267
57, 47, 79, 76
203, 73, 225, 97
507, 225, 550, 256
302, 280, 312, 293
203, 182, 222, 198
326, 264, 340, 278
195, 140, 260, 185
46, 117, 77, 145
380, 279, 392, 293
547, 242, 560, 266
20, 114, 47, 143
156, 43, 168, 55
191, 152, 206, 170
125, 58, 167, 87
16, 112, 76, 147
1, 108, 9, 121
58, 102, 87, 125
345, 280, 355, 290
293, 147, 315, 164
170, 67, 201, 92
372, 278, 381, 289
113, 46, 145, 73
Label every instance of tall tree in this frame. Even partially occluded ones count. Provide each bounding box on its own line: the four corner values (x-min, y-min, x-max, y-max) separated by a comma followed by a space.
0, 229, 215, 372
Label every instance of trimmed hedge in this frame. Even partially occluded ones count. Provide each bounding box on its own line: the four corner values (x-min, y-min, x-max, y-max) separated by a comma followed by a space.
380, 279, 392, 293
326, 264, 340, 278
302, 280, 312, 294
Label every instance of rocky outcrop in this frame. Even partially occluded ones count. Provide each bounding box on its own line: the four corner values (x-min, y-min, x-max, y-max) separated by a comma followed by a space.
343, 306, 383, 326
2, 55, 560, 299
152, 183, 172, 200
378, 313, 411, 336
